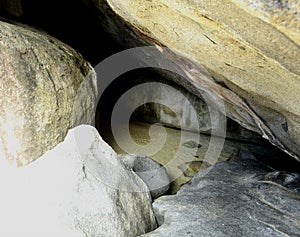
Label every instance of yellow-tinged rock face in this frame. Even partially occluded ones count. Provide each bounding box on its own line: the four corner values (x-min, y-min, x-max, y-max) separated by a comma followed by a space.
232, 0, 300, 45
91, 0, 300, 161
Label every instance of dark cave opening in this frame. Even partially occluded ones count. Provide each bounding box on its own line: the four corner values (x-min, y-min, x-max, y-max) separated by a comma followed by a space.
95, 68, 300, 173
0, 2, 299, 235
0, 0, 122, 66
1, 0, 299, 173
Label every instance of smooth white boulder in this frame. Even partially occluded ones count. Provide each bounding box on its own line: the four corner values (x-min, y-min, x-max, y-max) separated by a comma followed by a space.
0, 125, 156, 237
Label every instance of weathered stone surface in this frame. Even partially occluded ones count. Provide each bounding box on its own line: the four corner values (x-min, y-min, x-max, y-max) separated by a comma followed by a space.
0, 125, 156, 236
141, 157, 300, 237
126, 70, 263, 143
88, 0, 300, 162
120, 153, 170, 199
0, 20, 97, 166
232, 0, 300, 45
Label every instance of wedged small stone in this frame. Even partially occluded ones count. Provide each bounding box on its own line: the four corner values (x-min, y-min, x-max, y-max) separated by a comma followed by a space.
177, 161, 211, 178
264, 171, 300, 191
0, 125, 157, 236
120, 154, 170, 199
182, 141, 202, 149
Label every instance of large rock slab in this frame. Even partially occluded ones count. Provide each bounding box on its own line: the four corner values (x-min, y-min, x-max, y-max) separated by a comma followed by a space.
88, 0, 300, 162
0, 125, 157, 236
142, 157, 300, 237
0, 20, 97, 166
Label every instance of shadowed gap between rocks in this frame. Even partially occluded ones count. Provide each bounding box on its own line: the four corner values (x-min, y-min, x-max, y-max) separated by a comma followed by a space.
1, 0, 299, 185
1, 1, 299, 174
95, 68, 300, 187
0, 0, 122, 66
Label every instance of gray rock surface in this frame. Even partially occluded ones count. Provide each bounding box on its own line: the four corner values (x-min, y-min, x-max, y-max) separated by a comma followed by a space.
120, 154, 170, 199
0, 125, 157, 236
141, 157, 300, 237
0, 20, 97, 166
